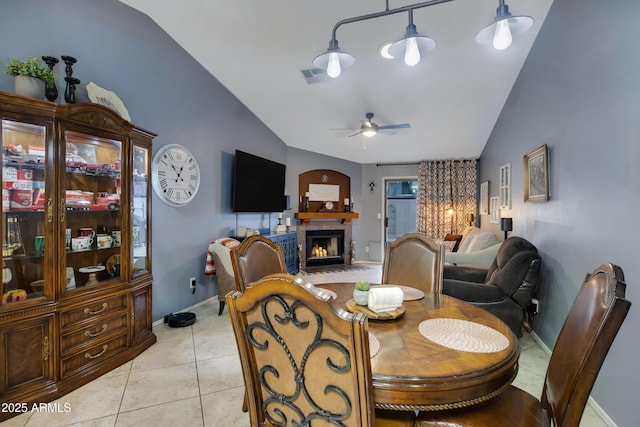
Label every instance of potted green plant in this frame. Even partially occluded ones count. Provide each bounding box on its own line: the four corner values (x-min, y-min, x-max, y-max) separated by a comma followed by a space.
353, 280, 370, 305
5, 56, 56, 99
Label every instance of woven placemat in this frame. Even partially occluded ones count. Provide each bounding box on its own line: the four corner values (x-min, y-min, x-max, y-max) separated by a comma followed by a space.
373, 285, 425, 301
369, 333, 380, 358
418, 318, 509, 353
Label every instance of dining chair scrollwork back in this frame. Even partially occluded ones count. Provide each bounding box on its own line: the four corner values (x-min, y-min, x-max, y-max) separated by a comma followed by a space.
226, 274, 415, 426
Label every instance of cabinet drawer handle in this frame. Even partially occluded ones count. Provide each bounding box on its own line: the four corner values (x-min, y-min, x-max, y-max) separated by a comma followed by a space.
85, 324, 108, 337
84, 303, 108, 315
85, 345, 108, 359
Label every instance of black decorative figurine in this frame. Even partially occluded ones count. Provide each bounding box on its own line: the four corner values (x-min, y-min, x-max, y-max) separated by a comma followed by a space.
41, 56, 59, 102
61, 55, 80, 104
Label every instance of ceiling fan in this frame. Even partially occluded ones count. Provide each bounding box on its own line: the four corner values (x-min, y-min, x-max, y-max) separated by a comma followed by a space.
333, 112, 411, 138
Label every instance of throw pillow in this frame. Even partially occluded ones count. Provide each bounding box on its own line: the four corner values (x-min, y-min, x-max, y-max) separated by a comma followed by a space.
466, 231, 499, 253
205, 237, 241, 275
457, 227, 480, 253
443, 233, 463, 252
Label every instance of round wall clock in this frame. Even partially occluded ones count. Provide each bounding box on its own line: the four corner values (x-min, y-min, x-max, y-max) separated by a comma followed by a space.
151, 144, 200, 207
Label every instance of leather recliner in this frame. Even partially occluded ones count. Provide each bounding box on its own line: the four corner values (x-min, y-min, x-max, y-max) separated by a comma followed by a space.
442, 236, 542, 336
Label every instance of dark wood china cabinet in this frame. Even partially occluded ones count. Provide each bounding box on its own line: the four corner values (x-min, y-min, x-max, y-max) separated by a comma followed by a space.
0, 92, 156, 420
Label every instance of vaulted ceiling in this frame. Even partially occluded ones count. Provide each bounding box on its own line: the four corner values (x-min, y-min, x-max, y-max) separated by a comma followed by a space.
119, 0, 553, 164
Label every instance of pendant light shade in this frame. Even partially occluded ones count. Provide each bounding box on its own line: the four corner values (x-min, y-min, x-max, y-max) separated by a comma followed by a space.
387, 12, 435, 66
313, 39, 354, 78
476, 0, 533, 50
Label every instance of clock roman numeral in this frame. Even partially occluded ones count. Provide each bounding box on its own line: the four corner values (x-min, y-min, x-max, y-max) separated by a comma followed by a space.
159, 178, 168, 189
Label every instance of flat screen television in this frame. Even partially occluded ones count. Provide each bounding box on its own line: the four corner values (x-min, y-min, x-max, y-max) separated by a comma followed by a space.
232, 150, 286, 213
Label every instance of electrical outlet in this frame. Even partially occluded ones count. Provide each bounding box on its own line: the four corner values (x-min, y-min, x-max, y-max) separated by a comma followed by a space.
365, 246, 370, 253
189, 277, 196, 289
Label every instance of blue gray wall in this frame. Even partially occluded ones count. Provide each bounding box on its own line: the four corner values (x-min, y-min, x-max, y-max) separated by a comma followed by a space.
0, 0, 362, 322
479, 0, 639, 425
3, 0, 637, 424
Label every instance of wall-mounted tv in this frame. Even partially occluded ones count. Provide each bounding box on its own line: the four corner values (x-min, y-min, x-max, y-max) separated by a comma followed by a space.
232, 150, 286, 213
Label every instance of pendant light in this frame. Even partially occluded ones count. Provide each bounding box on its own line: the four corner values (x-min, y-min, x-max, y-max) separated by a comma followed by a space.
476, 0, 534, 50
386, 9, 435, 66
313, 38, 355, 79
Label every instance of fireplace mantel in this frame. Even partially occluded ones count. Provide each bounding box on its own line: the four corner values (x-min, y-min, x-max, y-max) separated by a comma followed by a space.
295, 212, 359, 224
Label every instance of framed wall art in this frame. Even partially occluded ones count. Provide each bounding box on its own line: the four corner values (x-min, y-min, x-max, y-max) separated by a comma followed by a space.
479, 181, 489, 215
499, 163, 511, 209
524, 144, 550, 202
489, 196, 499, 224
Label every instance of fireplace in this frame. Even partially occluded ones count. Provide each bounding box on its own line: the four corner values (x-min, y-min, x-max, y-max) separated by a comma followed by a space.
305, 230, 345, 267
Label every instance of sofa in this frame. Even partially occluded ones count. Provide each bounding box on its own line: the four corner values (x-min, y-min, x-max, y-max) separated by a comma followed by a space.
444, 226, 501, 268
442, 236, 542, 336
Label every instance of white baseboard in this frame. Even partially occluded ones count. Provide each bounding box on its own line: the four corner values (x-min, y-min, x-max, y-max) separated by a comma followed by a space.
529, 331, 617, 427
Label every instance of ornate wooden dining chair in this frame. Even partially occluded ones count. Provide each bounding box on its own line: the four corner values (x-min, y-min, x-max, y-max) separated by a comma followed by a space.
415, 262, 631, 427
230, 234, 288, 292
381, 232, 445, 293
226, 274, 415, 427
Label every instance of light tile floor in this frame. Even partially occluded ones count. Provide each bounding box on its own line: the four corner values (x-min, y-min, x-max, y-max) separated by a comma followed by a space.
6, 264, 607, 426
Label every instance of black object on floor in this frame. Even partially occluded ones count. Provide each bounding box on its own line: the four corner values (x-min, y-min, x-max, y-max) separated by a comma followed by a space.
165, 312, 196, 327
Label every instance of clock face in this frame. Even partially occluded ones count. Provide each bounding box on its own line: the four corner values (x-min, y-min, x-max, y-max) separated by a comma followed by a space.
151, 144, 200, 207
324, 201, 334, 211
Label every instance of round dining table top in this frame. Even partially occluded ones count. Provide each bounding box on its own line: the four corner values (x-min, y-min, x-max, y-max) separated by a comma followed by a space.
315, 282, 520, 411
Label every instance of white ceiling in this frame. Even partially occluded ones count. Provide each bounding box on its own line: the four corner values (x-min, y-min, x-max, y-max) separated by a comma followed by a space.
119, 0, 553, 164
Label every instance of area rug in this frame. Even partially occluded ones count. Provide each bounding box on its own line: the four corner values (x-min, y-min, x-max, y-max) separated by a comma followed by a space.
302, 263, 375, 275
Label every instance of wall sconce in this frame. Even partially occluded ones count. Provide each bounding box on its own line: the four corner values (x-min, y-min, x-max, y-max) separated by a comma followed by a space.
468, 213, 475, 226
500, 217, 513, 240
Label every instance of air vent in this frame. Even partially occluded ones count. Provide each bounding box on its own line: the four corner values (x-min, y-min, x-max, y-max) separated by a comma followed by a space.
300, 68, 328, 84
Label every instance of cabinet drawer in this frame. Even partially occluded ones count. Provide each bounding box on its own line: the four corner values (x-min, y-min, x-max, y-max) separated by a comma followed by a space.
60, 295, 128, 330
59, 333, 127, 380
60, 313, 128, 356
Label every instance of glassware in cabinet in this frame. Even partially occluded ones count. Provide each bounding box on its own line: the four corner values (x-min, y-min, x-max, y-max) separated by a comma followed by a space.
132, 143, 149, 277
62, 130, 123, 293
1, 119, 49, 305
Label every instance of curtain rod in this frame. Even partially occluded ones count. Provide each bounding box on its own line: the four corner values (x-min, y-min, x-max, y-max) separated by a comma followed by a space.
376, 162, 420, 166
376, 158, 478, 167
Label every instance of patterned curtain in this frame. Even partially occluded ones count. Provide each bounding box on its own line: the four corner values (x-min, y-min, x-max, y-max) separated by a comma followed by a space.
417, 159, 478, 239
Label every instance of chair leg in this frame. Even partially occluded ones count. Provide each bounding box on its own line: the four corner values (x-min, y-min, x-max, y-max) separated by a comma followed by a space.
218, 300, 225, 316
242, 391, 248, 412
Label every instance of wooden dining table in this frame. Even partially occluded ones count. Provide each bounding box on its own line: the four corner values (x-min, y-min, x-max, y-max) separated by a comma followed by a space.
315, 282, 520, 412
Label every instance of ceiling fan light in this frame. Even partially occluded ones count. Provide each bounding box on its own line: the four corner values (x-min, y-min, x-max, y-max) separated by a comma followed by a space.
362, 128, 377, 137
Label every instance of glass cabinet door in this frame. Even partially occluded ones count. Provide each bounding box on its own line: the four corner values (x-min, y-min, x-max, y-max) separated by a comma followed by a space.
132, 144, 149, 277
1, 119, 49, 306
62, 130, 122, 294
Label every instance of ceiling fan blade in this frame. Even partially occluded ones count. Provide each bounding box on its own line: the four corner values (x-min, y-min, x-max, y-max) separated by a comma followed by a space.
378, 129, 396, 136
330, 128, 358, 131
378, 123, 411, 130
348, 130, 363, 137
